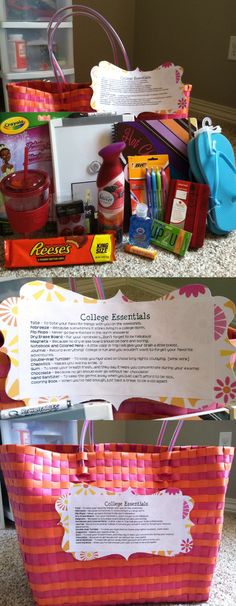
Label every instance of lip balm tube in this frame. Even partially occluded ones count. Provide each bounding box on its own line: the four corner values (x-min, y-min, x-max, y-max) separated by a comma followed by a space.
124, 244, 157, 260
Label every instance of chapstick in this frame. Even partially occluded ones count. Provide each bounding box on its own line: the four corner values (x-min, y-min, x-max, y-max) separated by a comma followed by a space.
124, 244, 157, 260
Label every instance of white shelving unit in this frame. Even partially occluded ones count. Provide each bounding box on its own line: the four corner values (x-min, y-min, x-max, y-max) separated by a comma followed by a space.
0, 1, 75, 110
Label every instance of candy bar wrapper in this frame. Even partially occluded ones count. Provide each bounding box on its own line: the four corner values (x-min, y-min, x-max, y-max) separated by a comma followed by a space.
4, 234, 115, 268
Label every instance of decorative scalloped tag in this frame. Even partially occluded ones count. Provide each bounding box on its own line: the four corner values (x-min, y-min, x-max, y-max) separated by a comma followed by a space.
90, 62, 186, 114
56, 485, 194, 560
0, 281, 235, 411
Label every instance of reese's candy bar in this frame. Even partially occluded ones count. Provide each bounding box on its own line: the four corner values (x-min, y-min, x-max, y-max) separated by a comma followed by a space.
4, 234, 115, 268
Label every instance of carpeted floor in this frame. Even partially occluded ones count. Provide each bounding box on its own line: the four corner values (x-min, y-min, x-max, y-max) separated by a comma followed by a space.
1, 513, 236, 606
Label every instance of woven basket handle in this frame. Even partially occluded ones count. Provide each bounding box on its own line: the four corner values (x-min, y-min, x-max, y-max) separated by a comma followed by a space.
79, 420, 94, 451
156, 420, 184, 451
79, 419, 184, 453
48, 4, 131, 84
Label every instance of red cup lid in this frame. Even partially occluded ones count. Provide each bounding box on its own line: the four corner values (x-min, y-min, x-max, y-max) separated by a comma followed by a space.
4, 170, 47, 193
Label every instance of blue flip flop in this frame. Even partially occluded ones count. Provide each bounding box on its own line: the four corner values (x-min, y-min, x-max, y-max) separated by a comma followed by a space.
188, 132, 227, 235
195, 125, 236, 234
187, 138, 206, 183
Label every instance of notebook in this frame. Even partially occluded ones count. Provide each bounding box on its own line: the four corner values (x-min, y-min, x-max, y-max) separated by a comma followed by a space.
113, 118, 198, 181
164, 179, 210, 249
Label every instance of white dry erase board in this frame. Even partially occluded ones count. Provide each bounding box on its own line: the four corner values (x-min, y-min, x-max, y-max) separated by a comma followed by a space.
49, 114, 134, 202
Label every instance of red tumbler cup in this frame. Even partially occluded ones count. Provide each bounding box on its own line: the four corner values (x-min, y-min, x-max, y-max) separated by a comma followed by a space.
0, 169, 50, 235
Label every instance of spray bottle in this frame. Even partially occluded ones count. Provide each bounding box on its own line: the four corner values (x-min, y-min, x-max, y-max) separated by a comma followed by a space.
97, 141, 126, 246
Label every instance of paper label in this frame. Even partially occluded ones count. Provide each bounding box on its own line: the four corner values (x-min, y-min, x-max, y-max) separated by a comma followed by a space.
170, 199, 187, 226
175, 189, 188, 200
56, 486, 194, 560
90, 62, 186, 114
1, 281, 235, 411
17, 297, 214, 401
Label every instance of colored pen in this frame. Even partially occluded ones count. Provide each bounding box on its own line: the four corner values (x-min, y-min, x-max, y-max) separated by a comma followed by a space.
161, 168, 168, 215
145, 168, 152, 218
151, 168, 158, 219
156, 169, 163, 220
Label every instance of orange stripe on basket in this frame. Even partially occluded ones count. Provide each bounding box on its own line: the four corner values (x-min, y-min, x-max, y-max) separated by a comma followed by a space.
189, 509, 223, 518
17, 526, 62, 539
30, 573, 213, 593
14, 510, 59, 521
191, 524, 221, 533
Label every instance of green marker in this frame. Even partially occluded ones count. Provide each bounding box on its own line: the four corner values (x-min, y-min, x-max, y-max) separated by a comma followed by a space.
156, 169, 163, 220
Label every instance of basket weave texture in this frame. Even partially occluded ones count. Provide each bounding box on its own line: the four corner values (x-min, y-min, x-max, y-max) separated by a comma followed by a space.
0, 443, 234, 606
7, 82, 191, 117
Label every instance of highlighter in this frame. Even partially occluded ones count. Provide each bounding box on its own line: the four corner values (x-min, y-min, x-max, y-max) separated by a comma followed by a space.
151, 168, 158, 219
156, 169, 163, 220
161, 169, 168, 214
145, 168, 152, 218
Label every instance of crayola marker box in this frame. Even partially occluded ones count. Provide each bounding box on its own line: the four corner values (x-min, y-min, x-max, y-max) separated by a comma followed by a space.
0, 112, 75, 235
151, 219, 192, 256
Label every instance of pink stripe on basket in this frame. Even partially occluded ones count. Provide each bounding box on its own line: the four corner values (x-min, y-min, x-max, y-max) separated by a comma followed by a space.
31, 467, 228, 479
1, 452, 233, 468
28, 561, 215, 584
23, 549, 216, 568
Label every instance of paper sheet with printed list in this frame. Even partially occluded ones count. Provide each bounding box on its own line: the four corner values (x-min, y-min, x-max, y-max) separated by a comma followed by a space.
17, 297, 214, 402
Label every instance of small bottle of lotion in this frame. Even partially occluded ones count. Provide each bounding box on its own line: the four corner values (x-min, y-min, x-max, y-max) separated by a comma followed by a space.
129, 203, 152, 248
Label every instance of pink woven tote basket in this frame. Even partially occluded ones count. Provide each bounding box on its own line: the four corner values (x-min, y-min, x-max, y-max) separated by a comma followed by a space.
0, 442, 234, 606
7, 4, 130, 113
7, 4, 191, 117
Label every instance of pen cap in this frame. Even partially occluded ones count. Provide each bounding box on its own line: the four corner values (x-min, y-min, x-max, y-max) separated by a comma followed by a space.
136, 203, 148, 218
